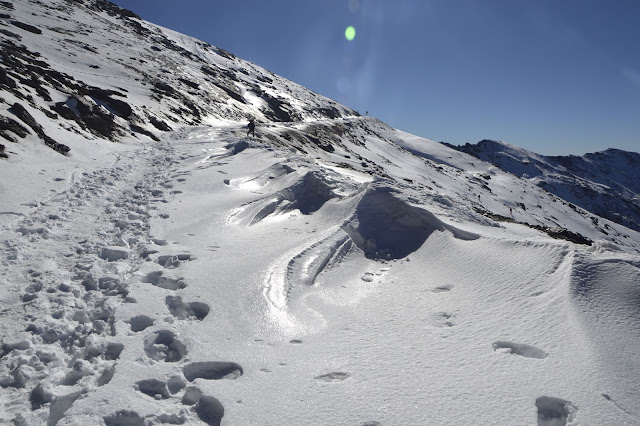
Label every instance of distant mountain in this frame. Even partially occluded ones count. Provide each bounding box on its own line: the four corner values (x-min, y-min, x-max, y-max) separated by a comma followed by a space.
448, 139, 640, 232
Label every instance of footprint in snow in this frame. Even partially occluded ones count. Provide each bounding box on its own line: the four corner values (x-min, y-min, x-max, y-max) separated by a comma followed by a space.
135, 378, 172, 400
431, 284, 453, 293
427, 311, 456, 328
128, 315, 154, 332
143, 330, 187, 362
183, 361, 244, 381
314, 372, 351, 382
141, 270, 187, 290
492, 341, 548, 359
165, 295, 210, 321
157, 253, 195, 268
535, 396, 577, 425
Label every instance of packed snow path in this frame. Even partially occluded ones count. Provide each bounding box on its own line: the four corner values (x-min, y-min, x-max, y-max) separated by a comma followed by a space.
1, 123, 639, 425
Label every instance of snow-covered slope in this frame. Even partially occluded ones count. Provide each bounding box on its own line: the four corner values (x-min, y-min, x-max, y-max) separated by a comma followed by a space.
1, 1, 640, 425
449, 139, 640, 233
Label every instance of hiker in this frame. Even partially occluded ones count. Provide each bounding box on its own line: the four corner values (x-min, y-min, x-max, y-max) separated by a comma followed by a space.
247, 119, 255, 137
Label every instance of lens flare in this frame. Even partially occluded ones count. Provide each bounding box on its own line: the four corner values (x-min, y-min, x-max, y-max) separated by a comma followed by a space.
345, 26, 356, 41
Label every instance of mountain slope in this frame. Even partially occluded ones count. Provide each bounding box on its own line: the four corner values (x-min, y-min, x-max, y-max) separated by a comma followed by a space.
449, 139, 640, 233
1, 1, 640, 425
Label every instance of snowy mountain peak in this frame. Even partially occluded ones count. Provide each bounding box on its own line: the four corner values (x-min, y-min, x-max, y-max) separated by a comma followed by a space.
1, 1, 640, 425
450, 139, 640, 232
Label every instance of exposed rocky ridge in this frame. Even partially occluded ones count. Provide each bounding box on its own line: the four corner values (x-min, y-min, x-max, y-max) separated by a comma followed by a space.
0, 0, 357, 157
449, 139, 640, 233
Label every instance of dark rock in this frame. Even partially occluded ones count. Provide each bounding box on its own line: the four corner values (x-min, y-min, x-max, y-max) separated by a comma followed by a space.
87, 88, 133, 118
0, 115, 30, 139
0, 28, 21, 40
8, 103, 70, 155
201, 65, 218, 78
542, 227, 593, 246
69, 95, 93, 115
215, 47, 236, 60
51, 102, 77, 120
153, 81, 176, 95
150, 116, 172, 131
11, 20, 42, 34
178, 77, 200, 90
90, 0, 140, 19
8, 103, 41, 135
83, 113, 113, 138
213, 81, 245, 104
130, 124, 159, 141
317, 107, 341, 119
260, 93, 300, 122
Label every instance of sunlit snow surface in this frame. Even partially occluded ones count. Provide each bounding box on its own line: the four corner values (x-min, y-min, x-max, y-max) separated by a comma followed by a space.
2, 123, 639, 425
1, 1, 639, 425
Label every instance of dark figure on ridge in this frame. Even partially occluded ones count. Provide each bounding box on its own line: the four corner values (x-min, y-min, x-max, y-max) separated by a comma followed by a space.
247, 118, 255, 137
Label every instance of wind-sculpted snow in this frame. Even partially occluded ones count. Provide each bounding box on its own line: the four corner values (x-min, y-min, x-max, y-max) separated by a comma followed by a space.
228, 166, 359, 226
1, 0, 640, 423
343, 184, 479, 260
570, 250, 640, 414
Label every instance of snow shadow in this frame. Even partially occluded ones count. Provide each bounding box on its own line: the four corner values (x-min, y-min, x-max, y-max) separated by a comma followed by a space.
536, 396, 577, 425
229, 170, 340, 225
492, 341, 548, 359
183, 361, 243, 381
166, 295, 210, 321
195, 395, 225, 426
141, 270, 187, 290
143, 330, 187, 362
343, 185, 478, 259
570, 256, 640, 407
279, 171, 338, 215
135, 378, 171, 399
103, 410, 145, 426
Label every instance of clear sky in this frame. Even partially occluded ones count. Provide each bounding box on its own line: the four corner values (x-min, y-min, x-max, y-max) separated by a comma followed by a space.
110, 0, 639, 155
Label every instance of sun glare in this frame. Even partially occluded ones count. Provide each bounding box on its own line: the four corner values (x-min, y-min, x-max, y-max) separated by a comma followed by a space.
345, 25, 356, 41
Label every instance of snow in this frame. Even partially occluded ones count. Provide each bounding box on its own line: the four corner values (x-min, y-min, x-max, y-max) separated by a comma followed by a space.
1, 1, 640, 425
3, 125, 639, 425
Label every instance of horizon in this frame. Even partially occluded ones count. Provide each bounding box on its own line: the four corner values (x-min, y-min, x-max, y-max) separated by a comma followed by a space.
110, 0, 640, 156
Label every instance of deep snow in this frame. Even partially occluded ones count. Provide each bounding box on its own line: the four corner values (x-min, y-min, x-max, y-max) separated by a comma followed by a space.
3, 121, 640, 425
1, 1, 640, 425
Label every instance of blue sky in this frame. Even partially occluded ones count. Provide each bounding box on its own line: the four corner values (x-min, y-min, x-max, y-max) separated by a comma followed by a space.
111, 0, 639, 155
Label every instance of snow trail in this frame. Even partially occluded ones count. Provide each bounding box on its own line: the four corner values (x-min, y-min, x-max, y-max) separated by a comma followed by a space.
0, 141, 176, 424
